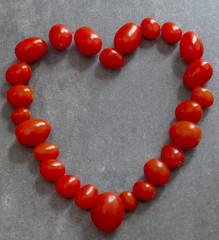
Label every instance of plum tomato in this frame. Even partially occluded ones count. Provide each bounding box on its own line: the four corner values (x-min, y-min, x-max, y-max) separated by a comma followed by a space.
191, 87, 214, 108
141, 18, 160, 40
161, 22, 182, 44
11, 107, 31, 125
33, 142, 59, 162
119, 191, 137, 211
133, 180, 156, 201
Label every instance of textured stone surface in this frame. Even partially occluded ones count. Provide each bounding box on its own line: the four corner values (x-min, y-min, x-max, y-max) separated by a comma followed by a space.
0, 0, 219, 239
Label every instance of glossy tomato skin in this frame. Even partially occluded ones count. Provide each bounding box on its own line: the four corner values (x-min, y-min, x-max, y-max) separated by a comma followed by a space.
74, 27, 102, 56
114, 23, 142, 54
180, 32, 204, 63
141, 18, 160, 40
99, 48, 125, 69
90, 192, 124, 233
15, 119, 51, 147
11, 107, 31, 125
133, 180, 156, 201
161, 22, 182, 44
33, 142, 59, 162
191, 87, 214, 108
40, 159, 65, 182
119, 191, 137, 211
169, 121, 202, 149
15, 37, 47, 62
7, 85, 34, 108
74, 184, 98, 210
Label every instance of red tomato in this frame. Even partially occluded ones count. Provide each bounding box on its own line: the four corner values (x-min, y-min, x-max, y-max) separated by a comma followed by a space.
144, 159, 170, 186
133, 180, 156, 201
7, 85, 34, 108
191, 87, 214, 108
49, 24, 72, 50
40, 159, 65, 182
99, 48, 125, 69
141, 18, 160, 40
169, 121, 202, 149
15, 37, 47, 62
74, 27, 102, 56
161, 144, 184, 168
119, 191, 137, 211
11, 107, 31, 125
180, 32, 204, 63
5, 62, 32, 85
114, 23, 141, 54
33, 142, 59, 162
175, 100, 203, 123
161, 22, 182, 44
90, 192, 124, 233
183, 59, 213, 89
15, 119, 51, 147
74, 184, 98, 210
55, 175, 80, 198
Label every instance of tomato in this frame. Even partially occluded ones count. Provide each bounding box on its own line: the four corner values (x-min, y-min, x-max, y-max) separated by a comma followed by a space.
175, 100, 203, 123
119, 191, 137, 211
40, 159, 65, 182
180, 32, 204, 63
169, 121, 202, 149
33, 142, 59, 162
49, 24, 72, 50
99, 48, 125, 69
74, 27, 102, 56
133, 180, 156, 201
7, 85, 34, 108
15, 37, 47, 62
90, 192, 124, 233
161, 144, 184, 169
191, 87, 214, 108
161, 22, 182, 44
11, 107, 31, 125
55, 175, 80, 198
141, 18, 160, 40
15, 119, 51, 147
114, 23, 141, 54
183, 59, 213, 89
74, 184, 98, 210
144, 159, 170, 186
5, 62, 32, 85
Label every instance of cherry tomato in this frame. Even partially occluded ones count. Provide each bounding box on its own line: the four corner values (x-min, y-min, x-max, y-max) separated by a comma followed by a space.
183, 59, 213, 89
180, 32, 204, 63
119, 191, 137, 211
11, 107, 31, 125
74, 27, 102, 56
161, 22, 182, 44
175, 100, 203, 123
55, 175, 80, 198
114, 23, 141, 54
191, 87, 214, 108
74, 184, 98, 210
141, 18, 160, 40
40, 159, 65, 182
144, 159, 170, 186
49, 24, 72, 50
7, 85, 34, 108
90, 192, 124, 233
15, 37, 47, 62
15, 119, 51, 147
99, 48, 125, 69
33, 142, 59, 162
161, 144, 184, 169
5, 62, 32, 85
169, 121, 202, 149
133, 180, 156, 201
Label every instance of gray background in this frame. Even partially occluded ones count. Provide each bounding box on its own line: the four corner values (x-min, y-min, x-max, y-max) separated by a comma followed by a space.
0, 0, 219, 239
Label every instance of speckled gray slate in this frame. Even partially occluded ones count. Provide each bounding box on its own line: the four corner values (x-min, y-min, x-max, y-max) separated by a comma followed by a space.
0, 0, 219, 239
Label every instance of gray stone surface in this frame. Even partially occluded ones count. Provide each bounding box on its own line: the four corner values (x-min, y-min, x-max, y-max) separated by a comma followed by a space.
0, 0, 219, 239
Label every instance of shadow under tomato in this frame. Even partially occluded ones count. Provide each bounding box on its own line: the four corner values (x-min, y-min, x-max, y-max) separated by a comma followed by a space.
171, 53, 189, 79
156, 37, 178, 56
139, 37, 156, 50
177, 82, 191, 102
94, 63, 122, 81
49, 192, 73, 212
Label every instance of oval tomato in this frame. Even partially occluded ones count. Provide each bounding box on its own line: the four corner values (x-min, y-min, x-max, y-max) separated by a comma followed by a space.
11, 107, 31, 125
133, 180, 156, 201
141, 18, 160, 40
161, 22, 182, 44
191, 86, 214, 108
33, 142, 59, 162
119, 191, 137, 211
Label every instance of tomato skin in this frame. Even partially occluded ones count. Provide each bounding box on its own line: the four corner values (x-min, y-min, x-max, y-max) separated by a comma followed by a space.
33, 142, 59, 162
7, 85, 34, 108
141, 18, 160, 40
114, 23, 142, 54
74, 184, 98, 210
15, 37, 47, 62
191, 87, 214, 108
15, 119, 51, 147
119, 191, 137, 211
180, 32, 204, 63
133, 180, 156, 201
169, 121, 202, 149
161, 22, 182, 44
90, 192, 124, 233
11, 107, 31, 125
